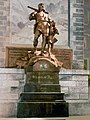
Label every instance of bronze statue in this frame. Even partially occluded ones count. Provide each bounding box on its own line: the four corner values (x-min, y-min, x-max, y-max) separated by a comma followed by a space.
15, 3, 63, 68
28, 3, 50, 53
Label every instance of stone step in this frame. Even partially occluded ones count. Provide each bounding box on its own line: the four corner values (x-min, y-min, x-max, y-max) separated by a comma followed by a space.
17, 101, 69, 118
20, 92, 64, 102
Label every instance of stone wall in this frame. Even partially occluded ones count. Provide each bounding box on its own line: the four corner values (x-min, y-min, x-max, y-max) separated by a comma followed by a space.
0, 68, 24, 117
84, 0, 90, 69
60, 69, 90, 116
0, 0, 10, 67
70, 0, 84, 69
60, 69, 89, 101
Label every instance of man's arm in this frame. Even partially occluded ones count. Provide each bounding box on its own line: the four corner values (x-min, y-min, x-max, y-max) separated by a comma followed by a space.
29, 12, 37, 21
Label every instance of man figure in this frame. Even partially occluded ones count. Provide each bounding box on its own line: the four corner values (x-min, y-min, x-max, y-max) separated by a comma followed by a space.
29, 3, 50, 53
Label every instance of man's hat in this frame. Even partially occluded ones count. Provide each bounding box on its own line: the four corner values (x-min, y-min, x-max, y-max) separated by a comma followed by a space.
38, 3, 44, 7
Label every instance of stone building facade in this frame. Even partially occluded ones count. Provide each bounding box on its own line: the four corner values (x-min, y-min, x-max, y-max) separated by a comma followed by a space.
70, 0, 84, 69
84, 0, 90, 70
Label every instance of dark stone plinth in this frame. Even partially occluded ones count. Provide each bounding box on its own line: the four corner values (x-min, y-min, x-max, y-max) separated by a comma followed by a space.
17, 102, 69, 118
20, 92, 64, 102
24, 83, 60, 92
17, 59, 69, 118
24, 70, 60, 92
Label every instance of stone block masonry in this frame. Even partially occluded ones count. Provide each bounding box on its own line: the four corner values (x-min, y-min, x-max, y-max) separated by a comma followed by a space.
59, 69, 90, 116
0, 68, 24, 117
59, 69, 89, 101
0, 0, 10, 67
70, 0, 84, 69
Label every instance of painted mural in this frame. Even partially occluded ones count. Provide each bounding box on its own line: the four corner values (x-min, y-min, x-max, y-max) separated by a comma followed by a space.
11, 0, 68, 47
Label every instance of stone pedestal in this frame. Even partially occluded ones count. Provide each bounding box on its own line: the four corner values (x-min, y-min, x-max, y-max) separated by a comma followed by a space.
17, 59, 69, 117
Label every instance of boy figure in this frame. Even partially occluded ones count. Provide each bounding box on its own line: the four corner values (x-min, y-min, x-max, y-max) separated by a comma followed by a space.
47, 20, 59, 56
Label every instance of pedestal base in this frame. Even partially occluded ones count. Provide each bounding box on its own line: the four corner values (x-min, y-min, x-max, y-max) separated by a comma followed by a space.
17, 101, 69, 118
17, 59, 69, 118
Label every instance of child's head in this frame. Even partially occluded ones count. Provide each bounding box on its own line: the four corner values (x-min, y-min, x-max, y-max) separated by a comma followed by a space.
50, 20, 55, 27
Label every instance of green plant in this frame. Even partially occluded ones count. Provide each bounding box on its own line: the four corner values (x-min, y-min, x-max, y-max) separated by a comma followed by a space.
88, 75, 90, 86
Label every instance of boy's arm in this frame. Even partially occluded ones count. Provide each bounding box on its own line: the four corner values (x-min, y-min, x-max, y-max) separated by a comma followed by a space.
54, 27, 59, 35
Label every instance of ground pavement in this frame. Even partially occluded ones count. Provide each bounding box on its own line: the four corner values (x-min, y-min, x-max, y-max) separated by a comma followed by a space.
0, 116, 90, 120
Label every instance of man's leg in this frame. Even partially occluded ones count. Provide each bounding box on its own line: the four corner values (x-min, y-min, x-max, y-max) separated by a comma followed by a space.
41, 35, 47, 53
33, 30, 41, 51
